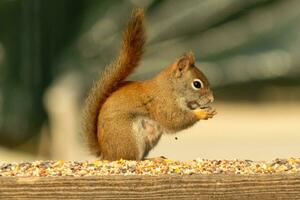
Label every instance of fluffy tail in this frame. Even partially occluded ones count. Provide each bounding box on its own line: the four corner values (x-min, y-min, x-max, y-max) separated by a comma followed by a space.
82, 8, 145, 156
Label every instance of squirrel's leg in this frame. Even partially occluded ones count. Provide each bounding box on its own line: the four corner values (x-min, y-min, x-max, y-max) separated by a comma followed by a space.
99, 115, 141, 161
193, 107, 217, 120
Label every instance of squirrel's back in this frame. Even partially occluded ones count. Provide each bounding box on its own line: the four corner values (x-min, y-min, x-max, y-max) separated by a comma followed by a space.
82, 8, 145, 156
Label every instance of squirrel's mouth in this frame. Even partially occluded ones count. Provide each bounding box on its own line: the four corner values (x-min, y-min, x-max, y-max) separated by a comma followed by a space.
187, 101, 211, 110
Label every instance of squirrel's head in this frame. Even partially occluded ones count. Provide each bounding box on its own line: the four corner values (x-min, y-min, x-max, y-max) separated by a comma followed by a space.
161, 52, 214, 111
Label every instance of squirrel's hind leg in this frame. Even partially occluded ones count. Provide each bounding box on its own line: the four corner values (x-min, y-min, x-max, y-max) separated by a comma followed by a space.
99, 115, 142, 161
98, 114, 164, 161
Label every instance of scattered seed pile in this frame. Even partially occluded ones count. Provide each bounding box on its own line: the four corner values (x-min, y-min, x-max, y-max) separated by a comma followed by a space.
0, 158, 299, 177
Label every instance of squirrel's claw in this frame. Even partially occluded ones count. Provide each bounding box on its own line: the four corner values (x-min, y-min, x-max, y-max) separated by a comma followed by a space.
144, 156, 167, 162
193, 108, 217, 120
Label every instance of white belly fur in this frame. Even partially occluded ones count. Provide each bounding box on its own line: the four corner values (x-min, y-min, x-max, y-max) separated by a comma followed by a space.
132, 117, 164, 159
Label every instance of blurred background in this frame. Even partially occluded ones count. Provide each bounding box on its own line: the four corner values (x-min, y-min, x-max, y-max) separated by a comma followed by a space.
0, 0, 299, 162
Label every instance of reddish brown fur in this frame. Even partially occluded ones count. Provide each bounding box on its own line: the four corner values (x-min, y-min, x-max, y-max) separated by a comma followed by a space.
82, 9, 216, 160
82, 8, 145, 156
97, 53, 215, 160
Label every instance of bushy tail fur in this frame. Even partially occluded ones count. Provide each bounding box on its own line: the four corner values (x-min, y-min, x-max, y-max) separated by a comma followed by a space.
82, 8, 145, 156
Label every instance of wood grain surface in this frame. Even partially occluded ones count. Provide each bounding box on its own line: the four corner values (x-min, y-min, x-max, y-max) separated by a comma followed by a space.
0, 174, 300, 199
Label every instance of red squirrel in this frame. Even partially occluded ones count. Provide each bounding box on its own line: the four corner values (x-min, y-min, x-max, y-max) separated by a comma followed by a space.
82, 8, 216, 161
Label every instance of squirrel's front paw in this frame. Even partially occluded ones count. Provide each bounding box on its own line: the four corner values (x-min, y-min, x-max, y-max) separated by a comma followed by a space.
193, 107, 217, 120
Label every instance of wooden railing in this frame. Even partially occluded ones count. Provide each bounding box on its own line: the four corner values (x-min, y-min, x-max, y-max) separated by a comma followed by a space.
1, 174, 300, 199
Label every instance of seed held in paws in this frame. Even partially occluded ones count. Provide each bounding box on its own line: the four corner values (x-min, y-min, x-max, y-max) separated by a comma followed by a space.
193, 107, 217, 120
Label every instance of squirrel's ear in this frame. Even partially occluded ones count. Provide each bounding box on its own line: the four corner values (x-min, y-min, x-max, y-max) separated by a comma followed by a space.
173, 52, 195, 78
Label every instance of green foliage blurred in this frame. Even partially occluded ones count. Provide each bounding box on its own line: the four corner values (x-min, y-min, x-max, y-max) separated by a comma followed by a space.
0, 0, 93, 146
0, 0, 299, 149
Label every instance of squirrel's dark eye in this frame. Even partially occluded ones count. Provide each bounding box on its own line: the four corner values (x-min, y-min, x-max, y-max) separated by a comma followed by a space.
191, 79, 203, 90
